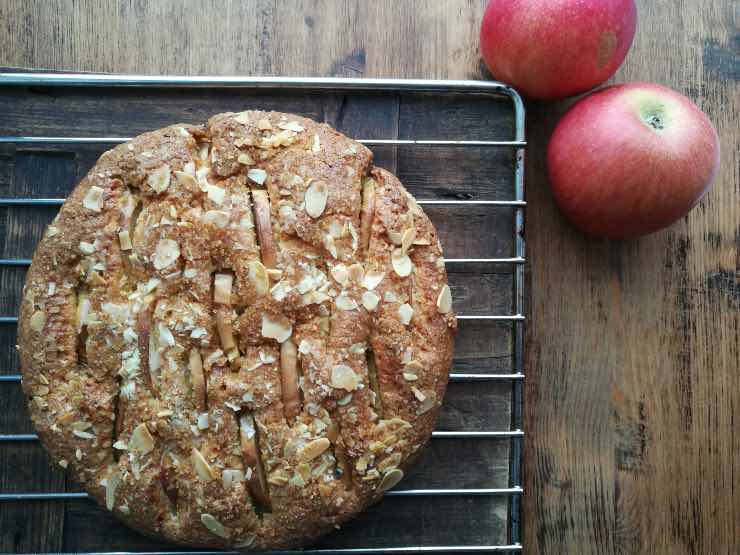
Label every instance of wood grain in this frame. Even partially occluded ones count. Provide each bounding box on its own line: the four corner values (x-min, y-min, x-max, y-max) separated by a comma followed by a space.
0, 0, 737, 553
524, 1, 740, 554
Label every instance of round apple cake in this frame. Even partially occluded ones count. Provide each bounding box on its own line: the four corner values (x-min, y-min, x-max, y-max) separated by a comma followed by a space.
18, 110, 456, 549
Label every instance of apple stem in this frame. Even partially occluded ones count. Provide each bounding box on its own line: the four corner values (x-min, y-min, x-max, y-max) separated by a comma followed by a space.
645, 113, 665, 130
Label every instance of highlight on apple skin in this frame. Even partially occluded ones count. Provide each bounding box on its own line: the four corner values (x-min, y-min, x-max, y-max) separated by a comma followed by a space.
546, 82, 720, 239
480, 0, 637, 100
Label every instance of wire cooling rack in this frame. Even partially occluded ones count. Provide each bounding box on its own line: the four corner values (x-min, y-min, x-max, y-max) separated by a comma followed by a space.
0, 73, 525, 553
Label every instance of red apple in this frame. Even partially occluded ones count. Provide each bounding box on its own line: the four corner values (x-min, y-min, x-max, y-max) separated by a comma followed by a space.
547, 83, 720, 239
480, 0, 637, 100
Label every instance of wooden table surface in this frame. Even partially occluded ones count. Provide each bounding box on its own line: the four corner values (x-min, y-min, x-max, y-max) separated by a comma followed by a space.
1, 1, 737, 553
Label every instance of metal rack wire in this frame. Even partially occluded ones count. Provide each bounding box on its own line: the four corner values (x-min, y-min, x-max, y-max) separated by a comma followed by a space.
0, 73, 525, 554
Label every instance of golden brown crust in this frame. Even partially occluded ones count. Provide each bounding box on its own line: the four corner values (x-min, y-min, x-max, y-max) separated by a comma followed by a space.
18, 111, 456, 550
